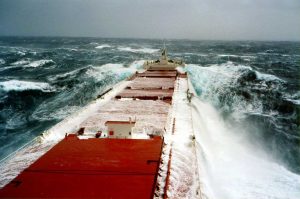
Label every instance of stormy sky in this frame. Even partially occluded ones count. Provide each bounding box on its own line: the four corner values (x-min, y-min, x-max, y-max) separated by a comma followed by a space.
0, 0, 299, 41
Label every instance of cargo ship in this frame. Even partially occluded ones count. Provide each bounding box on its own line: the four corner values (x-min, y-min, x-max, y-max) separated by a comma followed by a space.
0, 48, 203, 198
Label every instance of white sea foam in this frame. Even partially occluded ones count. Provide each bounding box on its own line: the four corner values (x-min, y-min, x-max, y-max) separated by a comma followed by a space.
11, 59, 31, 66
0, 59, 5, 65
217, 54, 256, 61
48, 66, 89, 81
217, 54, 239, 57
26, 59, 55, 68
12, 59, 55, 68
255, 71, 285, 82
16, 51, 26, 56
86, 60, 144, 81
285, 92, 300, 105
185, 63, 264, 119
95, 44, 111, 49
0, 80, 55, 92
117, 46, 159, 53
191, 97, 300, 199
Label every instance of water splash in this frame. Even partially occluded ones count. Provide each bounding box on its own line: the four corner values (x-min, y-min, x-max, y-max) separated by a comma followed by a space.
191, 97, 300, 199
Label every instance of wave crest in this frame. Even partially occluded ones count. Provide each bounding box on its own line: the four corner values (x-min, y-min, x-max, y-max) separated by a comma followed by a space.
0, 59, 5, 65
186, 62, 285, 119
11, 59, 55, 68
95, 44, 111, 49
117, 46, 159, 53
26, 59, 55, 68
0, 80, 55, 92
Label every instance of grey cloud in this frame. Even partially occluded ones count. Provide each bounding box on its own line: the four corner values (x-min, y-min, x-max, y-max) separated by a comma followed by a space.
0, 0, 299, 41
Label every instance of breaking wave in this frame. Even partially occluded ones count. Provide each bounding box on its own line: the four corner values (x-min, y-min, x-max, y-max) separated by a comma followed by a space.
0, 80, 55, 92
186, 62, 286, 117
0, 59, 5, 65
186, 62, 300, 175
11, 59, 31, 66
25, 59, 55, 68
191, 98, 300, 199
86, 61, 144, 81
32, 60, 144, 121
117, 46, 159, 53
11, 59, 55, 68
95, 44, 111, 49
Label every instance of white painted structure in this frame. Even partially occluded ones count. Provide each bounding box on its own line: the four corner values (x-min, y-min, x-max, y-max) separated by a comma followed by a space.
105, 121, 136, 138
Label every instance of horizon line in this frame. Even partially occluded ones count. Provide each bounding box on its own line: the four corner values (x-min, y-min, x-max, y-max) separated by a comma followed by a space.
0, 35, 299, 43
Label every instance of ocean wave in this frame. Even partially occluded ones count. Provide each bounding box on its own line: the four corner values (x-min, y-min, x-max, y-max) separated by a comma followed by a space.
16, 51, 26, 56
32, 105, 81, 121
217, 54, 239, 57
95, 44, 111, 49
0, 59, 5, 65
285, 92, 300, 105
11, 59, 31, 66
0, 80, 55, 92
11, 59, 55, 68
25, 59, 55, 68
117, 46, 159, 53
217, 54, 256, 61
57, 47, 79, 52
48, 66, 89, 81
185, 62, 283, 118
86, 60, 144, 81
255, 71, 285, 82
186, 62, 294, 124
172, 52, 208, 57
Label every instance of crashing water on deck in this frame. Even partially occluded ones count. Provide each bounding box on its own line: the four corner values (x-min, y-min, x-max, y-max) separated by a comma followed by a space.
0, 37, 299, 198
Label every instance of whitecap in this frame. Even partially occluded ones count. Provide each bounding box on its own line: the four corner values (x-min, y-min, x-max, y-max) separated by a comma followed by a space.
0, 59, 5, 65
217, 54, 239, 58
240, 55, 256, 59
86, 60, 144, 81
255, 71, 285, 82
286, 99, 300, 105
11, 59, 31, 66
185, 63, 263, 119
16, 51, 26, 56
117, 46, 159, 54
0, 80, 55, 92
25, 59, 55, 68
48, 66, 88, 81
285, 92, 300, 105
95, 44, 111, 49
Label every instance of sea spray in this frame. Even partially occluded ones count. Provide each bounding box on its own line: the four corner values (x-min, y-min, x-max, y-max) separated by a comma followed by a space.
186, 63, 300, 174
191, 97, 300, 199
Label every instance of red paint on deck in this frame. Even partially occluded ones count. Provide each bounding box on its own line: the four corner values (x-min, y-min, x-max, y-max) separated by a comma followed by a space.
128, 77, 175, 90
0, 135, 163, 198
116, 89, 174, 99
136, 71, 178, 78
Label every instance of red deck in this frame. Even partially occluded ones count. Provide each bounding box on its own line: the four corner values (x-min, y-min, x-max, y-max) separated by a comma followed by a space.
128, 77, 175, 89
0, 135, 163, 198
116, 89, 173, 99
136, 71, 177, 78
